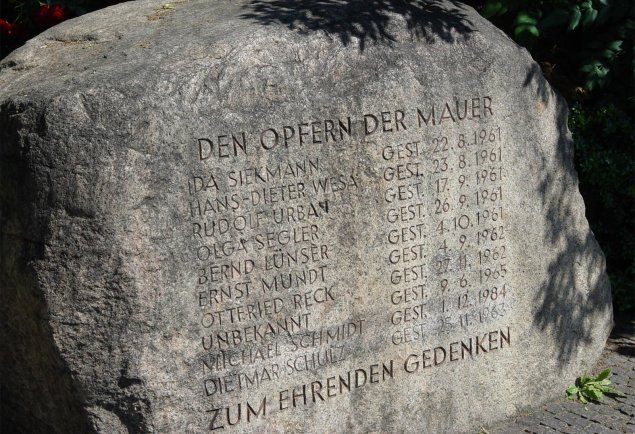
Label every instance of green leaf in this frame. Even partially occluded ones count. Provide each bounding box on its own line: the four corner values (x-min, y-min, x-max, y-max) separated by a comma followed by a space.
586, 383, 601, 391
596, 65, 609, 78
580, 0, 592, 10
515, 24, 540, 38
482, 0, 503, 18
581, 8, 598, 27
540, 9, 569, 28
569, 6, 582, 30
566, 385, 579, 395
600, 49, 617, 60
516, 12, 538, 26
607, 40, 624, 52
596, 368, 611, 381
580, 63, 596, 73
588, 388, 603, 401
513, 22, 540, 47
581, 64, 600, 75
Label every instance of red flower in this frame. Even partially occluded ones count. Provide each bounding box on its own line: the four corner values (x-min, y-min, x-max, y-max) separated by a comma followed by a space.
0, 19, 25, 38
49, 4, 66, 24
0, 19, 10, 35
33, 4, 50, 27
33, 3, 67, 29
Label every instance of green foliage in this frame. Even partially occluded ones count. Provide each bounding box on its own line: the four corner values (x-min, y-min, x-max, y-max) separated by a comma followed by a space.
468, 0, 635, 315
566, 368, 625, 405
570, 102, 635, 313
469, 0, 634, 95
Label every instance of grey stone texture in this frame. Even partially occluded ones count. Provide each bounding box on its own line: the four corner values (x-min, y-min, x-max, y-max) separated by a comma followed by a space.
0, 1, 612, 433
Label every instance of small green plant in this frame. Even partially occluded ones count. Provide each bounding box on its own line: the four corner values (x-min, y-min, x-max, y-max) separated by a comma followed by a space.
566, 368, 625, 405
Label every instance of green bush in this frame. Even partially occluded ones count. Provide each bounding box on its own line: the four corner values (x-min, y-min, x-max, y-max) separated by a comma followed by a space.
467, 0, 634, 314
468, 0, 634, 96
570, 102, 634, 313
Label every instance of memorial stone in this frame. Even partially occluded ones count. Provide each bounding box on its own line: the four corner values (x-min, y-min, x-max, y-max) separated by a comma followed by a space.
0, 0, 613, 433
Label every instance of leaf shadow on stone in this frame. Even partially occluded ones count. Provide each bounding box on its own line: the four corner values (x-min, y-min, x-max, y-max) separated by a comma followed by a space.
525, 67, 613, 367
240, 0, 475, 50
524, 63, 552, 106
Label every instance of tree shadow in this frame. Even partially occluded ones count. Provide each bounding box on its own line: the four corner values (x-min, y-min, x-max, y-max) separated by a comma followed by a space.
610, 317, 635, 357
524, 63, 553, 106
525, 66, 613, 366
615, 343, 635, 357
240, 0, 475, 50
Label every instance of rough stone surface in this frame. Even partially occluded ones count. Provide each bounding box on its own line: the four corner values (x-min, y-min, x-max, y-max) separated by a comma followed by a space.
0, 1, 612, 433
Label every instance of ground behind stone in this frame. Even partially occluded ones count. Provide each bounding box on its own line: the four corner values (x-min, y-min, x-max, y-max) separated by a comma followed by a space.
485, 318, 635, 434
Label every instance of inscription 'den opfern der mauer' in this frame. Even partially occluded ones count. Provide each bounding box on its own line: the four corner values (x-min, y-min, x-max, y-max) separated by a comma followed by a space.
187, 96, 513, 430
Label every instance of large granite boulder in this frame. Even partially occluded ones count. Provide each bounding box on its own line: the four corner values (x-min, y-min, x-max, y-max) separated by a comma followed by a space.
0, 0, 612, 433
